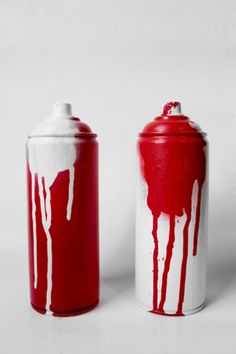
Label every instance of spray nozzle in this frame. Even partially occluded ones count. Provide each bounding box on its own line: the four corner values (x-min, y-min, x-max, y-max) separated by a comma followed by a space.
53, 103, 72, 119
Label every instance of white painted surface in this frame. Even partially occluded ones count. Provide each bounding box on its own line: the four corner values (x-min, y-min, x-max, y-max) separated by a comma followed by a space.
0, 257, 236, 354
0, 0, 236, 352
52, 103, 72, 120
29, 103, 86, 137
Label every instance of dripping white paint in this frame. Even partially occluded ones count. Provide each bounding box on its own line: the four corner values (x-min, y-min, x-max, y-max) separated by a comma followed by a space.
28, 137, 77, 312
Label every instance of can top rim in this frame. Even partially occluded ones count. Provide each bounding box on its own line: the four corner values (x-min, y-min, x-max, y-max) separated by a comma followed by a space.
27, 133, 97, 138
139, 131, 207, 138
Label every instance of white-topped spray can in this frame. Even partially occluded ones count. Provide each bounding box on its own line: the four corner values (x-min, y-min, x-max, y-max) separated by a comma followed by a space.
27, 103, 99, 316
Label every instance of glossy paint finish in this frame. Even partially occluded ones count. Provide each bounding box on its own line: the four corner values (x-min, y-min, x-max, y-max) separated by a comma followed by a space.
27, 104, 99, 316
136, 102, 208, 316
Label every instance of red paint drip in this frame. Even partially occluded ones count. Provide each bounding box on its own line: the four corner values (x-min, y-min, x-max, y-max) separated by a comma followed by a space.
152, 216, 158, 310
162, 102, 180, 115
192, 186, 202, 256
159, 214, 175, 312
139, 125, 206, 315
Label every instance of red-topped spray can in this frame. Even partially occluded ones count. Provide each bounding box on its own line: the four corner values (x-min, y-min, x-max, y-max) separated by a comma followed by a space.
27, 103, 99, 316
136, 102, 208, 316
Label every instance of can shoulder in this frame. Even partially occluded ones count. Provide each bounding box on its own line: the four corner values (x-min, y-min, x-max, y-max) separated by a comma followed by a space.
28, 117, 97, 138
139, 115, 206, 137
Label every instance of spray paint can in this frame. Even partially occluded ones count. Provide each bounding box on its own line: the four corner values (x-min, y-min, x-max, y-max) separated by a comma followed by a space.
27, 103, 99, 316
136, 102, 208, 316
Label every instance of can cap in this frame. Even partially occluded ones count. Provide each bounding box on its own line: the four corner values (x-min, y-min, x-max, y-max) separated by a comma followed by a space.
139, 102, 206, 137
28, 103, 96, 138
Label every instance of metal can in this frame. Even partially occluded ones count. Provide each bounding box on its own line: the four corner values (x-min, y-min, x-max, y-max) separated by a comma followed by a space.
27, 103, 99, 316
136, 102, 208, 316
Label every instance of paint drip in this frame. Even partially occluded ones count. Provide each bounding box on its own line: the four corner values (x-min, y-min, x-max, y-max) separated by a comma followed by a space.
27, 104, 99, 317
138, 102, 207, 315
28, 138, 76, 313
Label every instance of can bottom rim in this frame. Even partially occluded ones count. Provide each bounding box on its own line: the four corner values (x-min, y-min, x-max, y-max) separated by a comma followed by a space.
31, 299, 99, 317
136, 298, 205, 316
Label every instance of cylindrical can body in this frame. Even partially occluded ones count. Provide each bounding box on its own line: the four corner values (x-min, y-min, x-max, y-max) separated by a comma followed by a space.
27, 106, 99, 316
136, 103, 208, 316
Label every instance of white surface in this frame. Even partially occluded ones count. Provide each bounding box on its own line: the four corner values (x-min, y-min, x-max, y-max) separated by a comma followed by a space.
30, 103, 86, 136
0, 256, 236, 354
0, 0, 236, 353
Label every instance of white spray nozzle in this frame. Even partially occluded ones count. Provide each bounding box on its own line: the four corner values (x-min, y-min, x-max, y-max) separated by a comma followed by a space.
53, 103, 72, 119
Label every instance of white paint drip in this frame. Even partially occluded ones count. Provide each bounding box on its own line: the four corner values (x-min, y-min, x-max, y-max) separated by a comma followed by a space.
38, 176, 53, 313
28, 137, 77, 312
67, 167, 75, 220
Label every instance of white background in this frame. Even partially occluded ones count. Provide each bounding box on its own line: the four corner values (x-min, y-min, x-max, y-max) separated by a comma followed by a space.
0, 0, 236, 353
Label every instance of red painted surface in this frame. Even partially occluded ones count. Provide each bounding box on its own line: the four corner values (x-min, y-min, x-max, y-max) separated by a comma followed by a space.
138, 103, 207, 315
27, 138, 99, 316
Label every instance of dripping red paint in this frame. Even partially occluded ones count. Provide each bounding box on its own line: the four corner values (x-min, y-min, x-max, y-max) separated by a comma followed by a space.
138, 102, 206, 316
